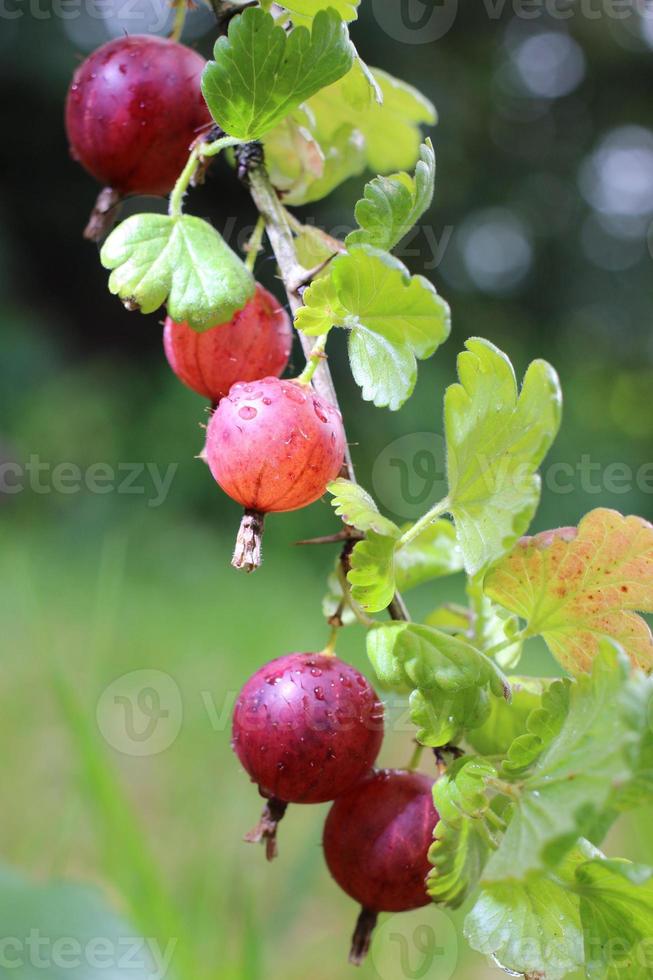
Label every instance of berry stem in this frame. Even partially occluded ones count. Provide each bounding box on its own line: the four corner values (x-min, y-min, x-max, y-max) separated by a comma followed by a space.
407, 742, 424, 771
397, 497, 451, 550
169, 0, 187, 42
245, 215, 266, 273
349, 907, 378, 966
296, 334, 328, 386
169, 136, 242, 218
169, 145, 200, 218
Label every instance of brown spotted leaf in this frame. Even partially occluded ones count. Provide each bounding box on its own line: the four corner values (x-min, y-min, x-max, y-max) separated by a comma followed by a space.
484, 508, 653, 674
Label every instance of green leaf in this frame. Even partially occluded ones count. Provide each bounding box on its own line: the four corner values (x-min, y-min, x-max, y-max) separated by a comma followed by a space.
501, 677, 570, 775
346, 518, 461, 614
264, 119, 366, 206
201, 7, 355, 141
411, 684, 492, 747
306, 64, 436, 174
395, 519, 463, 591
297, 246, 450, 410
466, 574, 524, 669
485, 642, 639, 882
485, 509, 653, 674
346, 139, 436, 252
328, 479, 400, 537
465, 848, 587, 980
100, 214, 255, 331
445, 337, 562, 575
367, 622, 510, 746
0, 866, 165, 979
576, 858, 653, 978
465, 677, 548, 757
279, 0, 360, 22
348, 531, 397, 611
348, 325, 419, 411
293, 273, 344, 335
428, 757, 498, 908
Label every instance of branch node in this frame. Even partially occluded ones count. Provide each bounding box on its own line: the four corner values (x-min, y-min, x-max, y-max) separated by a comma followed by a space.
232, 509, 265, 572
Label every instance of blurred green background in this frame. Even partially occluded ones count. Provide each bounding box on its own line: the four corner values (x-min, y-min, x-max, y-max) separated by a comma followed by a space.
2, 1, 653, 978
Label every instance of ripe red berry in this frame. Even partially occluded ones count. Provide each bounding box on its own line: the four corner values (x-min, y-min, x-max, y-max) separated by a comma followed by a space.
163, 284, 292, 402
232, 652, 384, 858
323, 769, 438, 963
204, 377, 346, 513
65, 35, 210, 197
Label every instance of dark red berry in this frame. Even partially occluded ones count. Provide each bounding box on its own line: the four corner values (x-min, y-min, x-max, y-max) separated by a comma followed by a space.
65, 35, 211, 197
164, 284, 292, 402
232, 653, 384, 858
323, 769, 438, 963
204, 377, 346, 513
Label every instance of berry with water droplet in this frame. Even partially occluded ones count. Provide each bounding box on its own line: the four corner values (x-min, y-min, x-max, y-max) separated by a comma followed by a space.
232, 653, 384, 858
323, 769, 438, 964
65, 35, 210, 197
164, 284, 292, 402
205, 377, 345, 514
204, 375, 346, 570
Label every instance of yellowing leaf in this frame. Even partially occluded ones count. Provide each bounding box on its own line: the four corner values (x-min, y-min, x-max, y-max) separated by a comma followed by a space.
485, 509, 653, 674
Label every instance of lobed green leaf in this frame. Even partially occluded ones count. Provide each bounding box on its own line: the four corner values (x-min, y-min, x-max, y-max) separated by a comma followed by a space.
201, 7, 355, 141
346, 139, 436, 252
445, 337, 562, 575
100, 214, 255, 331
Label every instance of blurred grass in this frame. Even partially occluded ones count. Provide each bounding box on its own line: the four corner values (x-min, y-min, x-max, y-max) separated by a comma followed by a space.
2, 496, 652, 979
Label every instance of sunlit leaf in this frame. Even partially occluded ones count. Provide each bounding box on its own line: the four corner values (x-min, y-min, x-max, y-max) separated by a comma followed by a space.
347, 139, 436, 252
202, 7, 355, 141
100, 214, 255, 331
485, 509, 653, 674
445, 337, 562, 575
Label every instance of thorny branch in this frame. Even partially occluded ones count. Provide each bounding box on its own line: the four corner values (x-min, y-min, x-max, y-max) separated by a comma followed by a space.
236, 143, 410, 623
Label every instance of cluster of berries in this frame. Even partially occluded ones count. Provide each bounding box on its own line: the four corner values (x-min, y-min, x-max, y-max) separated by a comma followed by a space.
65, 34, 438, 963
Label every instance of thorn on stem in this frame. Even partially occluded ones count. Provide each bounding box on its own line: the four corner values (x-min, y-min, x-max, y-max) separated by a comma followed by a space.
232, 509, 265, 572
244, 797, 287, 861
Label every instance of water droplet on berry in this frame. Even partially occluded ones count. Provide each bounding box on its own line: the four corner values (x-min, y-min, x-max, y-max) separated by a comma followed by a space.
314, 687, 325, 701
283, 384, 305, 404
313, 400, 328, 423
238, 406, 257, 420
